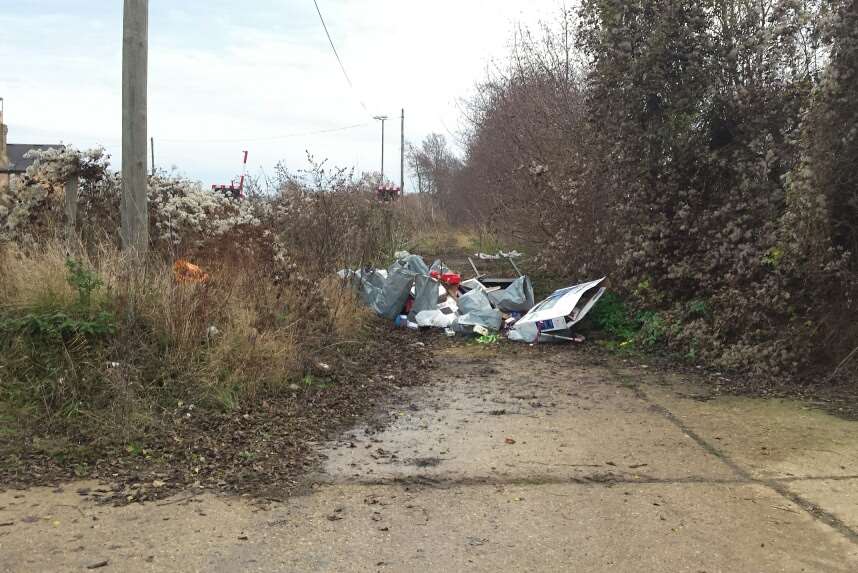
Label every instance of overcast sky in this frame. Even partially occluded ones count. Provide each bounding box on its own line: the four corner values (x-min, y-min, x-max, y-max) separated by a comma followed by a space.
1, 0, 562, 186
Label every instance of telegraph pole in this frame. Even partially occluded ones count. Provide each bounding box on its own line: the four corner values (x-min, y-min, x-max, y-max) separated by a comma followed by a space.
150, 137, 155, 175
400, 108, 405, 194
374, 115, 388, 183
121, 0, 149, 253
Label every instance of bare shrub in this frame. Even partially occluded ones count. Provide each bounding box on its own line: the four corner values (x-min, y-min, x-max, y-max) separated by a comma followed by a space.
449, 1, 858, 382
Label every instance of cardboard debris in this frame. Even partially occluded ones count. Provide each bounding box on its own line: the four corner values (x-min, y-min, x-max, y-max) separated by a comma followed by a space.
339, 251, 606, 344
508, 278, 606, 343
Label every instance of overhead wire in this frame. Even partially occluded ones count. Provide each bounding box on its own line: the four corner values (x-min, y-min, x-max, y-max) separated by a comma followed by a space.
311, 0, 373, 117
158, 122, 369, 144
63, 2, 378, 149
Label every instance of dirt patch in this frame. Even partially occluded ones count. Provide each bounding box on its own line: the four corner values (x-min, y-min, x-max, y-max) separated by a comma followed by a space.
0, 321, 432, 505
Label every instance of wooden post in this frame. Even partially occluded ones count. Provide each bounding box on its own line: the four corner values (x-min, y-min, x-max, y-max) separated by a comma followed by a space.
121, 0, 149, 253
64, 175, 79, 251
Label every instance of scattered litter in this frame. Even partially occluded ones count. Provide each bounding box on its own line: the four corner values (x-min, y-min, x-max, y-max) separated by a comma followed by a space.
173, 259, 209, 284
476, 334, 500, 345
474, 251, 523, 260
473, 325, 490, 337
339, 251, 607, 345
416, 309, 457, 329
86, 561, 109, 570
505, 437, 517, 445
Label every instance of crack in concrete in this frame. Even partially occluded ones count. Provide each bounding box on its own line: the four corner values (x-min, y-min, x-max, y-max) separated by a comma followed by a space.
323, 473, 858, 490
318, 362, 858, 549
623, 379, 858, 546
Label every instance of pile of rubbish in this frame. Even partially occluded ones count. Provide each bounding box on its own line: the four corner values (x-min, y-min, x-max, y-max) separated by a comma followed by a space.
338, 251, 606, 344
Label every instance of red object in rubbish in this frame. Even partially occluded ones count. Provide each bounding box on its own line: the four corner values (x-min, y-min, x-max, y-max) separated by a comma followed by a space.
430, 271, 461, 286
442, 273, 461, 286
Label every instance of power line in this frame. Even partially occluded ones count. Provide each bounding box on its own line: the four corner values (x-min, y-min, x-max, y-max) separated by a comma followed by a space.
155, 122, 371, 144
311, 0, 372, 116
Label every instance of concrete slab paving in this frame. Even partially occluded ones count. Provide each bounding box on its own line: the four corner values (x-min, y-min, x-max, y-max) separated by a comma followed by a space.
786, 478, 858, 531
323, 362, 739, 484
2, 350, 858, 572
642, 383, 858, 480
3, 480, 856, 573
218, 482, 858, 573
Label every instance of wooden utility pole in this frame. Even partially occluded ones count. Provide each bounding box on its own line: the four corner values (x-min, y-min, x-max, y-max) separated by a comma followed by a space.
121, 0, 149, 253
150, 137, 155, 175
64, 175, 79, 251
400, 108, 405, 194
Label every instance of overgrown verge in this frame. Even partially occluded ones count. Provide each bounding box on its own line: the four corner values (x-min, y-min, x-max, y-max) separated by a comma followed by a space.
420, 1, 858, 386
0, 148, 430, 500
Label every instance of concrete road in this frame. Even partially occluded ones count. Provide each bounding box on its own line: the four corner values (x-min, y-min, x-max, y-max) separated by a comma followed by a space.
2, 346, 858, 572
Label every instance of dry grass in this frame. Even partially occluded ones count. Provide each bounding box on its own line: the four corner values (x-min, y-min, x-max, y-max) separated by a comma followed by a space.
0, 242, 80, 310
0, 236, 375, 440
320, 276, 374, 339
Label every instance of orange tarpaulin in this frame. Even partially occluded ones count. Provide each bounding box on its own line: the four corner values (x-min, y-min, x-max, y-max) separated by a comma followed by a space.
173, 259, 209, 284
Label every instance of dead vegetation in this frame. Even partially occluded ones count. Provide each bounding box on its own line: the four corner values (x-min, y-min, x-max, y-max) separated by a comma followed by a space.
0, 151, 431, 497
411, 1, 858, 386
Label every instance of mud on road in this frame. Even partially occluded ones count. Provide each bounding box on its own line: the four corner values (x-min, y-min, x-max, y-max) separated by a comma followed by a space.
2, 342, 858, 572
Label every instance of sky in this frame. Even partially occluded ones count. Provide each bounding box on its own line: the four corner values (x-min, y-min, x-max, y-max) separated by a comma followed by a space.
0, 0, 562, 187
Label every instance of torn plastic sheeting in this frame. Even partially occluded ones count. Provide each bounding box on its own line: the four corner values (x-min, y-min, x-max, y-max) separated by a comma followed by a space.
409, 274, 442, 321
391, 251, 429, 275
508, 278, 606, 343
371, 266, 418, 320
455, 288, 503, 332
416, 309, 457, 329
486, 276, 535, 313
339, 268, 389, 308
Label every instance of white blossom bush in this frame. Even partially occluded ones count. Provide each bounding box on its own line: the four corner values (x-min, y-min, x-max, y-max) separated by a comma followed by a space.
0, 146, 112, 242
0, 144, 267, 250
147, 174, 262, 249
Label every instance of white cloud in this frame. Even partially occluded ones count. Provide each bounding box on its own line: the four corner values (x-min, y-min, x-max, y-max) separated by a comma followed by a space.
1, 0, 562, 185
